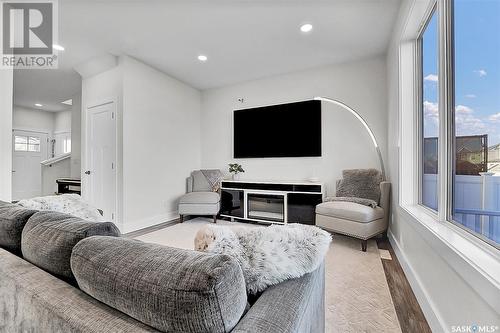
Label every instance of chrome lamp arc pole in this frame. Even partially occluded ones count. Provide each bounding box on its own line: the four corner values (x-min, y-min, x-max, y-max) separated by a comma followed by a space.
313, 96, 386, 180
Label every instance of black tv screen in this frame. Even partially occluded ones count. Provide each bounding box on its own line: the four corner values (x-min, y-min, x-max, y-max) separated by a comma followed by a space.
233, 100, 322, 158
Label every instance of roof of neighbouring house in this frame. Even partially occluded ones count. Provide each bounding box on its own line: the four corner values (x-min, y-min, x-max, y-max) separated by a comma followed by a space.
489, 143, 500, 151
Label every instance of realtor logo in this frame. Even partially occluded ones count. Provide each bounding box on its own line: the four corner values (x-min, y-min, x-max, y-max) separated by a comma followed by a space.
1, 0, 58, 68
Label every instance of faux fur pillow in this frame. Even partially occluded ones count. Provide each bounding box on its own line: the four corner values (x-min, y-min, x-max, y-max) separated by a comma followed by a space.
194, 224, 331, 295
336, 168, 382, 203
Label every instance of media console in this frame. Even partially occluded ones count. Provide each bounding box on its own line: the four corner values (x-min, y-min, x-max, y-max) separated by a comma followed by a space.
220, 180, 323, 225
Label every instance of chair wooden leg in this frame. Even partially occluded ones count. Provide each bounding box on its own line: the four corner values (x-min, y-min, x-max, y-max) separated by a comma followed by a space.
179, 215, 184, 223
213, 215, 217, 224
361, 240, 367, 252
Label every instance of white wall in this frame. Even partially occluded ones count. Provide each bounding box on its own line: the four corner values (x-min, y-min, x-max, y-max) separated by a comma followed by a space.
81, 56, 202, 233
13, 105, 55, 134
53, 110, 72, 133
13, 106, 73, 156
53, 110, 72, 158
71, 92, 82, 178
13, 106, 72, 196
121, 56, 201, 232
42, 158, 71, 196
0, 69, 13, 202
386, 0, 500, 331
201, 57, 387, 197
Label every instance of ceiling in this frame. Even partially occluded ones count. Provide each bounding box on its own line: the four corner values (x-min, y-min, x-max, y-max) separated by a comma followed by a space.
14, 0, 401, 111
14, 69, 81, 111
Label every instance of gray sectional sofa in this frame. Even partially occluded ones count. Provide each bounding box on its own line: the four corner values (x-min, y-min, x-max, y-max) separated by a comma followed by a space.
0, 201, 325, 333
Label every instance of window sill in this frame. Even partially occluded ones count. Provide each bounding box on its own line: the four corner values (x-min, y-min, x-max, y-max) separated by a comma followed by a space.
398, 204, 500, 310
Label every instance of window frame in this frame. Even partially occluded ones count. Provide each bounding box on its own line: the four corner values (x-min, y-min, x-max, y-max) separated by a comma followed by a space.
14, 135, 41, 152
416, 0, 499, 249
63, 137, 71, 154
417, 3, 439, 217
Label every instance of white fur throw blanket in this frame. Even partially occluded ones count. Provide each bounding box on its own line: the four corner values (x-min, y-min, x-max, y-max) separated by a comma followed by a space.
18, 194, 105, 222
195, 224, 332, 294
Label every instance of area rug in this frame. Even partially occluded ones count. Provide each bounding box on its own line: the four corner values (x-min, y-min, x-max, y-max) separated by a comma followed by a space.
133, 217, 401, 333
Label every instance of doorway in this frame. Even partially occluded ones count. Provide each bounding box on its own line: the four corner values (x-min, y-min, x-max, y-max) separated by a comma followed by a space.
12, 130, 48, 201
84, 101, 117, 222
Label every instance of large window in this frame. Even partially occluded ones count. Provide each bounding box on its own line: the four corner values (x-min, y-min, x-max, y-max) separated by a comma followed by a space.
451, 0, 500, 245
418, 0, 499, 248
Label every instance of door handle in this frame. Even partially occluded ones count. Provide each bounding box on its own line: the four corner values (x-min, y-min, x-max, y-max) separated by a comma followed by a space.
84, 170, 91, 175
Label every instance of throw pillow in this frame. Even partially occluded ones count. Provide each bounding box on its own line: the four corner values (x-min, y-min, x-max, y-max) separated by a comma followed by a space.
336, 168, 382, 203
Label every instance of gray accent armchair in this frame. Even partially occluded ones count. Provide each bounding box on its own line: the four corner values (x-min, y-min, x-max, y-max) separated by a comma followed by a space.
178, 170, 221, 223
316, 181, 391, 252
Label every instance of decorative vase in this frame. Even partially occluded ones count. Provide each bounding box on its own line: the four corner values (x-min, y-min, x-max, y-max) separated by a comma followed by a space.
232, 173, 240, 181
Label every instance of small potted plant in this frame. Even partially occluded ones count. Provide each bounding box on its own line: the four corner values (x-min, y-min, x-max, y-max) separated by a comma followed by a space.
228, 163, 245, 180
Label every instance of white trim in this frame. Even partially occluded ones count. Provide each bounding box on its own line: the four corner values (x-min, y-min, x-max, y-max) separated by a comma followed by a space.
388, 230, 447, 332
0, 68, 13, 202
40, 153, 71, 166
221, 188, 321, 196
399, 40, 419, 207
221, 214, 285, 225
121, 211, 178, 234
223, 179, 322, 186
53, 130, 70, 135
12, 128, 49, 136
399, 205, 500, 310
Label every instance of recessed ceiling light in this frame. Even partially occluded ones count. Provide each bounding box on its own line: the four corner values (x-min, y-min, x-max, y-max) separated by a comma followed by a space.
300, 23, 313, 33
35, 103, 43, 107
61, 99, 73, 106
197, 55, 208, 62
53, 44, 65, 51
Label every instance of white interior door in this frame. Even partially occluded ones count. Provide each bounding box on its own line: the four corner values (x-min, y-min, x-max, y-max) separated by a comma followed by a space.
85, 102, 116, 222
12, 130, 48, 201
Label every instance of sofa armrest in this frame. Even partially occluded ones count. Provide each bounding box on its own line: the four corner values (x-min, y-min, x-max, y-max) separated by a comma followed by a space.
232, 263, 325, 333
379, 181, 391, 224
186, 176, 193, 193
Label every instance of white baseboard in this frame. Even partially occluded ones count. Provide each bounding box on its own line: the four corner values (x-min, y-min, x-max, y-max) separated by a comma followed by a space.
122, 210, 178, 234
388, 230, 448, 333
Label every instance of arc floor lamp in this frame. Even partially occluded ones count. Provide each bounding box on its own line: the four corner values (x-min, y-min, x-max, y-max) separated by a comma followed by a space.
313, 96, 386, 180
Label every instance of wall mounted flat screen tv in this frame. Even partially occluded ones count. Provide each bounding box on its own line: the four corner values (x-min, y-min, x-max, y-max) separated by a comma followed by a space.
233, 100, 321, 158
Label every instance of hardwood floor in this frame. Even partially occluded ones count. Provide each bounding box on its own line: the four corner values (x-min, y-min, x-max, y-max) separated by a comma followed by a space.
123, 219, 179, 238
377, 238, 432, 333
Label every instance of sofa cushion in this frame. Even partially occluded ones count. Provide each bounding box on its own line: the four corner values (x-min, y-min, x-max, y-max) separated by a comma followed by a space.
71, 236, 248, 333
21, 211, 120, 282
0, 201, 37, 254
0, 247, 160, 333
179, 191, 220, 204
316, 201, 384, 223
192, 170, 212, 192
336, 168, 382, 203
